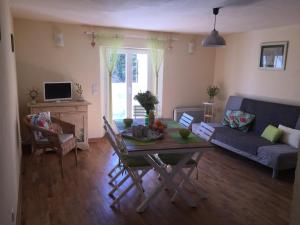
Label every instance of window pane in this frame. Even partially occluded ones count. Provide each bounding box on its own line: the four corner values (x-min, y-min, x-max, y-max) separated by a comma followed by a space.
132, 54, 138, 83
112, 53, 127, 119
132, 53, 148, 114
112, 54, 126, 83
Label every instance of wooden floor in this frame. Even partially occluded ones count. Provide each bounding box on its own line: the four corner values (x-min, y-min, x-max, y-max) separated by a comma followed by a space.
21, 138, 294, 225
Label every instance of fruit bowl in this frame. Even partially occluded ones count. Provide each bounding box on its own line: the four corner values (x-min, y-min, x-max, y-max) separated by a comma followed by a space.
123, 118, 133, 127
152, 119, 167, 133
178, 128, 191, 139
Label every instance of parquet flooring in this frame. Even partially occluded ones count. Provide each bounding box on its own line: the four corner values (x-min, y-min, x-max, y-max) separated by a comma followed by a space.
21, 138, 294, 225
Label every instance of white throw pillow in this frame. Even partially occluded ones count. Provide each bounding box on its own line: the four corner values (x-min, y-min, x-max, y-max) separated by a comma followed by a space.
278, 124, 300, 149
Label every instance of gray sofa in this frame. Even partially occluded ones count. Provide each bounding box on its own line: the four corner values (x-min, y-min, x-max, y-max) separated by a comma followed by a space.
208, 96, 300, 178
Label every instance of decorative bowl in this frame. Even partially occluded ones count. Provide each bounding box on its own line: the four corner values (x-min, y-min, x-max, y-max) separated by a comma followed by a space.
179, 128, 191, 139
123, 118, 133, 127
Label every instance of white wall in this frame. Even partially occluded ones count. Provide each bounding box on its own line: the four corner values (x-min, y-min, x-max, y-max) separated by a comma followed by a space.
212, 24, 300, 225
14, 19, 216, 138
0, 0, 22, 224
213, 24, 300, 120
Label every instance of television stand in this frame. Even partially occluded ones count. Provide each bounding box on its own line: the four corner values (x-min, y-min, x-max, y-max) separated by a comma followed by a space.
27, 100, 90, 150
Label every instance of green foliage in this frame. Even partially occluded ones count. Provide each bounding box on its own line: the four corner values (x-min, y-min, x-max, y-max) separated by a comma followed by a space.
112, 54, 138, 83
112, 54, 126, 82
134, 91, 159, 113
207, 85, 219, 99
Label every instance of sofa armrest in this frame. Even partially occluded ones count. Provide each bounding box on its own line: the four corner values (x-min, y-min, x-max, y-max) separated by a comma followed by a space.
257, 144, 298, 170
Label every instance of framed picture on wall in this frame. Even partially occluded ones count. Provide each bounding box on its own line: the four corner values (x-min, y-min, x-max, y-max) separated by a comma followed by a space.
259, 41, 288, 70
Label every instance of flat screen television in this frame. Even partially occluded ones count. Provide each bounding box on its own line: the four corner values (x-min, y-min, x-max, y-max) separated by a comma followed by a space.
44, 82, 72, 101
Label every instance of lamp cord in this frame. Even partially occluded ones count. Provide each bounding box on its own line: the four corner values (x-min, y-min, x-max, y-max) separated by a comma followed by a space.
214, 14, 217, 30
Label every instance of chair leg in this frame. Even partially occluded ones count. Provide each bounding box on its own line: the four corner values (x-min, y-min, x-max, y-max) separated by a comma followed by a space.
108, 163, 120, 177
110, 169, 149, 207
74, 146, 78, 167
272, 169, 278, 179
41, 148, 46, 165
30, 145, 37, 161
109, 167, 126, 186
109, 173, 130, 198
60, 156, 64, 178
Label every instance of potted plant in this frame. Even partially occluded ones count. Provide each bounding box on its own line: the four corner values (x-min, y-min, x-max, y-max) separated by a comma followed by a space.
74, 83, 84, 101
134, 91, 159, 125
207, 85, 219, 102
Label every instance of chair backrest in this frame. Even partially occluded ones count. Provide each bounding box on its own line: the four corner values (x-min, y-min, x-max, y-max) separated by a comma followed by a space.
103, 116, 127, 158
23, 115, 60, 148
133, 105, 146, 118
179, 113, 194, 129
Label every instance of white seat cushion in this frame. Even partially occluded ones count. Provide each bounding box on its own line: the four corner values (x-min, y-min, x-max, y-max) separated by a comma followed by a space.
59, 134, 74, 143
278, 124, 300, 149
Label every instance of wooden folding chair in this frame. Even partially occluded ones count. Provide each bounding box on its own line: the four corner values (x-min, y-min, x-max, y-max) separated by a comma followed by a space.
179, 113, 194, 129
133, 105, 146, 118
103, 116, 154, 207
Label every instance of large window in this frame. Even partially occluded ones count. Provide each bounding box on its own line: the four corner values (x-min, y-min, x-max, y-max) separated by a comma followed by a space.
111, 49, 151, 119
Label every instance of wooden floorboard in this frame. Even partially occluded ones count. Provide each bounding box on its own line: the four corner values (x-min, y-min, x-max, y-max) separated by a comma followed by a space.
21, 138, 294, 225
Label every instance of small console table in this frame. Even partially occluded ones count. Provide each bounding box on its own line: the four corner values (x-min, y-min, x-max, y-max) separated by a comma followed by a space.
203, 102, 214, 123
28, 101, 90, 150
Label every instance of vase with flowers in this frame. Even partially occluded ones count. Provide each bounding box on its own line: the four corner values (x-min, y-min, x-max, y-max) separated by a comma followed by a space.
134, 91, 159, 126
74, 83, 84, 101
207, 85, 219, 102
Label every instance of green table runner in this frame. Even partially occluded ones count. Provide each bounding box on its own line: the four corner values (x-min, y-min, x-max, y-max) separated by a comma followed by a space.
169, 132, 202, 144
164, 120, 183, 129
123, 138, 156, 146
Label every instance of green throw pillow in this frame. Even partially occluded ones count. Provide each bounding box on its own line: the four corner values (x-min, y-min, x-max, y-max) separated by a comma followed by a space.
261, 125, 283, 143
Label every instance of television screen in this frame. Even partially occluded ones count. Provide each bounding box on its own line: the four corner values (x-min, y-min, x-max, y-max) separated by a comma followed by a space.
44, 82, 72, 101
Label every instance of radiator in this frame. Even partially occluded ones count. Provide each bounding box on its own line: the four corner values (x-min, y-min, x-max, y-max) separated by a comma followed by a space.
173, 106, 204, 123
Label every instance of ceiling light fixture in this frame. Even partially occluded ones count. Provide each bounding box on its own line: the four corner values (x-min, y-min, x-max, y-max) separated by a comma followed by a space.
202, 7, 226, 47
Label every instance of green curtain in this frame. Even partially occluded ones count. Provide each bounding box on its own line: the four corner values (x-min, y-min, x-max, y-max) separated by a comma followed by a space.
99, 36, 123, 122
148, 38, 165, 96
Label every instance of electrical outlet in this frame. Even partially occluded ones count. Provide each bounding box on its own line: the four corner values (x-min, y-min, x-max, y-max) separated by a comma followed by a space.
11, 208, 15, 223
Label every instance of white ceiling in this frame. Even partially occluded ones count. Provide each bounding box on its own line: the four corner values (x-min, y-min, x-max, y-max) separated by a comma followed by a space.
10, 0, 300, 34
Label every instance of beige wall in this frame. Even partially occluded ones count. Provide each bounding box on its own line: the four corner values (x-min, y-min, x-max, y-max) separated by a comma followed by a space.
213, 25, 300, 119
11, 12, 300, 225
212, 24, 300, 225
0, 0, 22, 224
14, 18, 216, 138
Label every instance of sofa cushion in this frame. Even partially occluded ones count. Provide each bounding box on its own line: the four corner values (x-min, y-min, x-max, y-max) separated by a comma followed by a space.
223, 110, 255, 132
261, 125, 283, 143
278, 124, 300, 148
29, 112, 52, 140
59, 134, 74, 144
212, 127, 274, 155
222, 96, 244, 121
240, 98, 300, 135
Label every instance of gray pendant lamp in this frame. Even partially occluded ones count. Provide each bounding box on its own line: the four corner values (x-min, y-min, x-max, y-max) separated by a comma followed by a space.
202, 7, 226, 47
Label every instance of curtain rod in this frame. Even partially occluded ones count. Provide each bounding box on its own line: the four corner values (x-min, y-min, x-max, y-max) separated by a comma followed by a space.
84, 31, 179, 41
